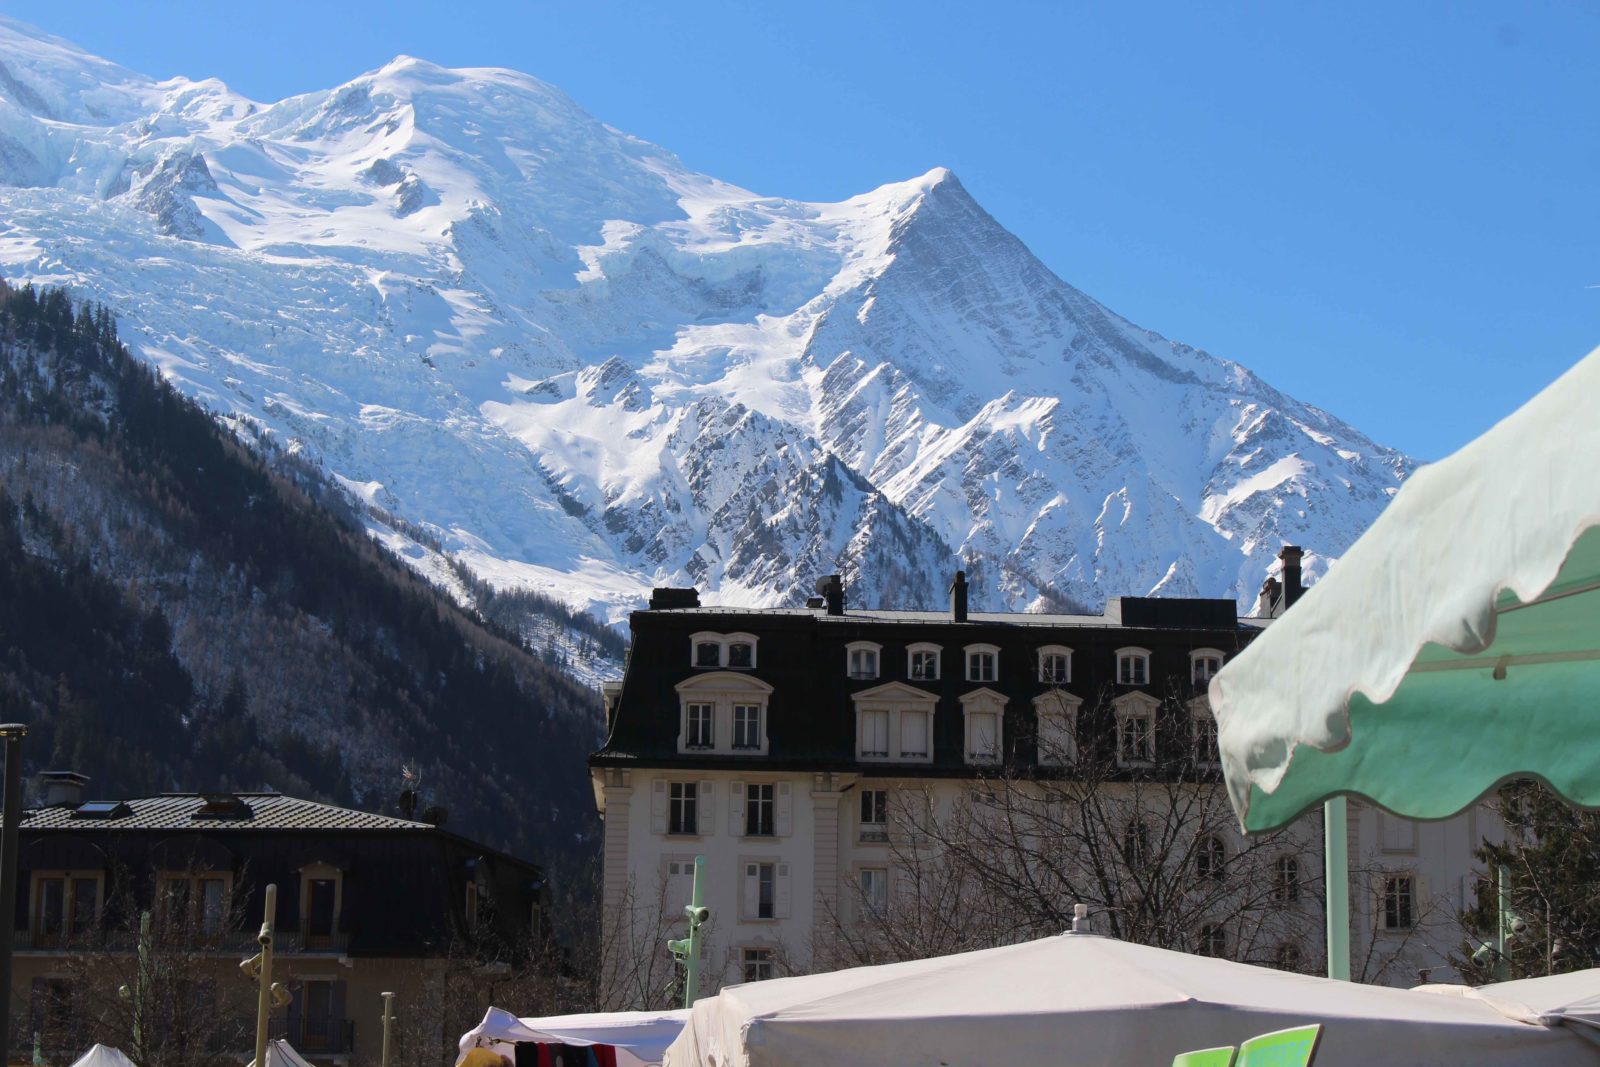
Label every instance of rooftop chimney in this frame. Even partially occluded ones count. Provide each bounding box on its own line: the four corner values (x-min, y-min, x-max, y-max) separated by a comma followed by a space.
815, 575, 844, 616
1258, 577, 1282, 618
649, 587, 700, 611
399, 787, 418, 821
40, 771, 89, 808
1279, 546, 1305, 609
949, 570, 968, 623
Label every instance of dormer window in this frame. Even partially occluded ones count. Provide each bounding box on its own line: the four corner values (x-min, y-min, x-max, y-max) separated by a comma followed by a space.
675, 672, 773, 756
685, 703, 714, 750
1038, 645, 1072, 684
847, 642, 881, 680
959, 689, 1006, 765
965, 644, 999, 683
1113, 692, 1159, 766
298, 863, 344, 950
691, 632, 759, 669
907, 643, 941, 681
1116, 647, 1151, 686
1190, 649, 1224, 685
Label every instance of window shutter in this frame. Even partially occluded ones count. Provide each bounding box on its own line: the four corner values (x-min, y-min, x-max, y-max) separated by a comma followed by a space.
775, 782, 792, 836
743, 863, 759, 918
730, 781, 746, 836
285, 980, 303, 1043
776, 863, 791, 918
651, 781, 667, 834
700, 780, 716, 836
331, 980, 348, 1042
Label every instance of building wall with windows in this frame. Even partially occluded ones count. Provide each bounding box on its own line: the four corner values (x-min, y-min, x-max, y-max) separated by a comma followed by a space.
593, 577, 1495, 1000
8, 790, 550, 1066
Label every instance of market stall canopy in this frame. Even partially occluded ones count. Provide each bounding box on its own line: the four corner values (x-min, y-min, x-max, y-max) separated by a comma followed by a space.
68, 1046, 139, 1067
458, 1007, 690, 1067
1210, 346, 1600, 833
661, 931, 1596, 1067
245, 1040, 316, 1067
1417, 969, 1600, 1046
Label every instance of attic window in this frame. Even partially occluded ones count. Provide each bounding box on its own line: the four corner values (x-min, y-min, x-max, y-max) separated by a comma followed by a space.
195, 793, 252, 819
71, 801, 130, 820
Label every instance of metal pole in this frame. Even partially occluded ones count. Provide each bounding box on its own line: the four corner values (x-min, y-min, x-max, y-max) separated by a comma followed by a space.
254, 884, 278, 1067
0, 724, 28, 1067
134, 911, 151, 1061
380, 991, 395, 1067
1496, 863, 1511, 981
1324, 797, 1350, 980
685, 857, 705, 1006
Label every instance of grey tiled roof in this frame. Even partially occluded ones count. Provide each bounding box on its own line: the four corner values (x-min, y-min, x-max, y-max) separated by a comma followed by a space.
18, 793, 433, 832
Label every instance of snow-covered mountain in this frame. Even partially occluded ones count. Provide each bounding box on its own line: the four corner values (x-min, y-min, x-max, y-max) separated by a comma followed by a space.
0, 18, 1410, 621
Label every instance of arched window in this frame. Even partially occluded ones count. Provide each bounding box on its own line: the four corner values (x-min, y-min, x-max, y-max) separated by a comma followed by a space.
964, 643, 999, 683
1195, 835, 1226, 882
1116, 646, 1151, 686
1037, 645, 1072, 684
847, 641, 882, 680
1190, 648, 1224, 685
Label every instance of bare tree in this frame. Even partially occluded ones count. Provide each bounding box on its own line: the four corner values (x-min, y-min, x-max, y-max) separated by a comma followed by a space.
818, 679, 1328, 973
47, 863, 257, 1067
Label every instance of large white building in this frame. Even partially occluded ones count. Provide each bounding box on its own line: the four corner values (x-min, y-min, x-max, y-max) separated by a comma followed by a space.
591, 558, 1495, 1006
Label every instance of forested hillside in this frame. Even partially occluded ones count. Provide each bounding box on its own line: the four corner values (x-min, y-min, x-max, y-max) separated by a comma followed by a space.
0, 281, 603, 885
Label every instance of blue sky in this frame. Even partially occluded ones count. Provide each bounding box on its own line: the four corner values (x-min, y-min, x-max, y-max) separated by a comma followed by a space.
6, 0, 1596, 460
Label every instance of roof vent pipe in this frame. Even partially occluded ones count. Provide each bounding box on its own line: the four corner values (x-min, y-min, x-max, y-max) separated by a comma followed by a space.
950, 570, 968, 623
1070, 903, 1090, 933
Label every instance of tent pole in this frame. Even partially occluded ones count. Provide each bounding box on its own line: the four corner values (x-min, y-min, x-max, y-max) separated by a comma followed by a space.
1324, 798, 1350, 980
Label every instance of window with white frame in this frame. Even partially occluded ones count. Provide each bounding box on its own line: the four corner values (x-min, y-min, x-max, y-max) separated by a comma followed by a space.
1190, 700, 1220, 767
1382, 874, 1416, 930
852, 683, 937, 764
675, 672, 773, 756
733, 704, 762, 750
690, 632, 759, 669
861, 709, 890, 758
860, 789, 889, 841
745, 783, 775, 837
669, 782, 698, 835
1272, 855, 1300, 903
1195, 834, 1226, 882
965, 644, 999, 682
1198, 922, 1227, 957
1190, 648, 1223, 685
959, 688, 1005, 765
1116, 647, 1151, 686
907, 643, 941, 681
899, 710, 930, 759
1034, 691, 1081, 766
859, 867, 888, 916
1038, 645, 1072, 684
742, 947, 775, 982
1113, 692, 1159, 766
685, 703, 714, 750
742, 861, 788, 920
1123, 819, 1150, 868
847, 642, 881, 680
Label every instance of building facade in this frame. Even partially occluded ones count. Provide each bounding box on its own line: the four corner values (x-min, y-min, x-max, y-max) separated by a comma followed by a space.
9, 785, 550, 1066
591, 557, 1494, 1002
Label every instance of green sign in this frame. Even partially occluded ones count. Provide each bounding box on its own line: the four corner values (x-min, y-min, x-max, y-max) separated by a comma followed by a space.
1236, 1024, 1322, 1067
1171, 1046, 1236, 1067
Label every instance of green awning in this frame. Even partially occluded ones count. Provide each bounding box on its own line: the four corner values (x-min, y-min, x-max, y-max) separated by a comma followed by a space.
1212, 346, 1600, 834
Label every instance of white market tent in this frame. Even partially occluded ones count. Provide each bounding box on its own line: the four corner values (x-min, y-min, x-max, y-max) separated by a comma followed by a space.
245, 1039, 317, 1067
68, 1047, 139, 1067
662, 932, 1600, 1067
1417, 968, 1600, 1047
458, 1007, 691, 1067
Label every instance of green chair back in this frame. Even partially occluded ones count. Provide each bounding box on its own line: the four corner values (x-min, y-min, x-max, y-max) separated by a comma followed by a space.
1170, 1047, 1237, 1067
1236, 1024, 1322, 1067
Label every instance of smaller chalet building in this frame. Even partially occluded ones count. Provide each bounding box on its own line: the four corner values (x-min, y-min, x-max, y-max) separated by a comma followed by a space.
592, 553, 1495, 998
10, 784, 549, 1065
